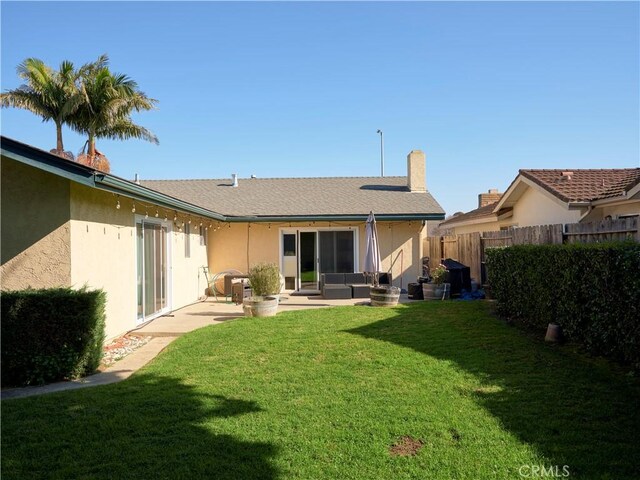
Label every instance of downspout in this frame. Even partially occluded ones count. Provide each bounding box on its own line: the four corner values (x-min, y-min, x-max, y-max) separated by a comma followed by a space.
579, 205, 594, 222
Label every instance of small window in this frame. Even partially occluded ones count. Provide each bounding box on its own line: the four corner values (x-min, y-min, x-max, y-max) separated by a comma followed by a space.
283, 234, 296, 256
185, 223, 191, 258
200, 225, 207, 246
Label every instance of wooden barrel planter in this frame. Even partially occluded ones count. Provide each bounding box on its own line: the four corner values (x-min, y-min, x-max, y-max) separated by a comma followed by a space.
243, 296, 279, 317
422, 283, 451, 301
370, 286, 401, 307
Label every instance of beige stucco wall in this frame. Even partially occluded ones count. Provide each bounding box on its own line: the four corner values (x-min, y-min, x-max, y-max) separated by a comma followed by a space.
511, 186, 583, 226
69, 184, 209, 340
69, 183, 137, 340
170, 224, 209, 310
208, 220, 424, 290
1, 157, 72, 290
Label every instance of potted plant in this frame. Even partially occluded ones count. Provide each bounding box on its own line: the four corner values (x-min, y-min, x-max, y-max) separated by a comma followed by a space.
422, 264, 451, 300
243, 263, 281, 317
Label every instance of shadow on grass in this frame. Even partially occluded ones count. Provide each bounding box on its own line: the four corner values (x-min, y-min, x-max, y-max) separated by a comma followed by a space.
1, 373, 278, 480
347, 302, 640, 478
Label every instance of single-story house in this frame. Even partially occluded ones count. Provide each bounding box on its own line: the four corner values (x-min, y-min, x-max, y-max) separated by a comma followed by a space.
439, 169, 640, 234
1, 136, 444, 339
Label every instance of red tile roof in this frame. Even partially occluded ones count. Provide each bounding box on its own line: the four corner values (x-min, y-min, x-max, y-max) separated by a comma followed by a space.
520, 169, 640, 203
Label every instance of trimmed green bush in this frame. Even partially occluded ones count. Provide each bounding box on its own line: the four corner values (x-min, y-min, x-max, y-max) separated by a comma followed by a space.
486, 242, 640, 368
248, 263, 281, 296
1, 287, 106, 386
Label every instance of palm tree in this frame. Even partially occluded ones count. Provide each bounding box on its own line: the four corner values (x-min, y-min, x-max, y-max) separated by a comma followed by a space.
73, 63, 159, 170
0, 58, 85, 158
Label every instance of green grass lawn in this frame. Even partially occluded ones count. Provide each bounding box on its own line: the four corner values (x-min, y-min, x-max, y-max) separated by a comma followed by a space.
2, 302, 639, 479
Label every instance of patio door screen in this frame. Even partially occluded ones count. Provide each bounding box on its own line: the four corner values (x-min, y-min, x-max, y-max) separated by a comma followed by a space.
319, 231, 355, 273
136, 221, 168, 323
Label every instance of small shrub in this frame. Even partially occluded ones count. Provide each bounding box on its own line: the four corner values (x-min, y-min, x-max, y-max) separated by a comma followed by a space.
1, 287, 106, 386
248, 263, 281, 296
486, 242, 640, 369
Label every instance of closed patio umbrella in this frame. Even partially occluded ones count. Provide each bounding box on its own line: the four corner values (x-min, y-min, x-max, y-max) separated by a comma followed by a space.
363, 211, 381, 286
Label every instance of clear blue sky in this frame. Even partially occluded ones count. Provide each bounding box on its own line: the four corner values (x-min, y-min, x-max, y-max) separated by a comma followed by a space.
2, 1, 638, 216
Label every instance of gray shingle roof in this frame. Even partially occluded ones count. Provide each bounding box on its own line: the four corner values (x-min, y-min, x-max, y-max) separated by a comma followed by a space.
140, 176, 444, 218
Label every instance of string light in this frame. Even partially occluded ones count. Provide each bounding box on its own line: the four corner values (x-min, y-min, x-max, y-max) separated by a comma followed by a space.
145, 211, 149, 219
116, 199, 120, 210
173, 213, 177, 222
131, 204, 136, 213
155, 210, 159, 218
164, 214, 168, 222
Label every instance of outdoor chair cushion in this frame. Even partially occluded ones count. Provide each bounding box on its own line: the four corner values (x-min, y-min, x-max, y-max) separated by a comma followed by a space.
323, 273, 346, 285
344, 273, 367, 285
322, 284, 352, 299
351, 284, 371, 298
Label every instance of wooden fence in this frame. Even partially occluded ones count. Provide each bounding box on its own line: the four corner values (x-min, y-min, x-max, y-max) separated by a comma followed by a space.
423, 217, 639, 284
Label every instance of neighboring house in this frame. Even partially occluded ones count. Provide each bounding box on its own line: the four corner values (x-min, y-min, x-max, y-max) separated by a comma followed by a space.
1, 137, 444, 339
439, 169, 640, 234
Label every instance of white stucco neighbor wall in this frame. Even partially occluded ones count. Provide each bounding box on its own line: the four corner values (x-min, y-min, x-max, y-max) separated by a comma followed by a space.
451, 220, 503, 235
512, 187, 582, 227
600, 202, 640, 219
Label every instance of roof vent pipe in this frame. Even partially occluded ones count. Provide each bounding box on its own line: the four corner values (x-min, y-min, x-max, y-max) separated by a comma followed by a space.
134, 173, 140, 185
232, 173, 238, 187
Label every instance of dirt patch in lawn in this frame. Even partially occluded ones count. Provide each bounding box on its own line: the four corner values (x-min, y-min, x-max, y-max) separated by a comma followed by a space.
389, 436, 425, 457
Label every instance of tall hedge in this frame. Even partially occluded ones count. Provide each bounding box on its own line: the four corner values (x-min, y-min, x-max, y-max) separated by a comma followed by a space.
1, 287, 106, 387
486, 242, 640, 369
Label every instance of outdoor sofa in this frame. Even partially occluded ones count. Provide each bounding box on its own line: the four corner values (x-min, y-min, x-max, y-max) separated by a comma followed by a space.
320, 272, 392, 299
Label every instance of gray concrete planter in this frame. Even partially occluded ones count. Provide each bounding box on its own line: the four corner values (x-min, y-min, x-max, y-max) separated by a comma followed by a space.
243, 296, 279, 317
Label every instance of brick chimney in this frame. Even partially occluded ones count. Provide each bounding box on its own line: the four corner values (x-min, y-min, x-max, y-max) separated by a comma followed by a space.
478, 188, 502, 208
407, 150, 426, 192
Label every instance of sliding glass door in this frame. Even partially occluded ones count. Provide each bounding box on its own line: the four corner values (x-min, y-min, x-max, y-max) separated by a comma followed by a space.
281, 229, 357, 293
319, 231, 355, 273
299, 231, 318, 291
137, 220, 169, 323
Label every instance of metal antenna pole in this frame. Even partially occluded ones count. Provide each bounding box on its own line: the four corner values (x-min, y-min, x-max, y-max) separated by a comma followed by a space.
376, 129, 384, 177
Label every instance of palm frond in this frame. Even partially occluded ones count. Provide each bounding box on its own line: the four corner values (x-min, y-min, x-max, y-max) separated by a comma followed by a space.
96, 117, 159, 145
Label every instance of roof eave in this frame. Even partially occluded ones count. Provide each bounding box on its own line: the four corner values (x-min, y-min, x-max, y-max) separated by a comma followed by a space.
224, 213, 445, 223
1, 136, 227, 221
95, 175, 226, 221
